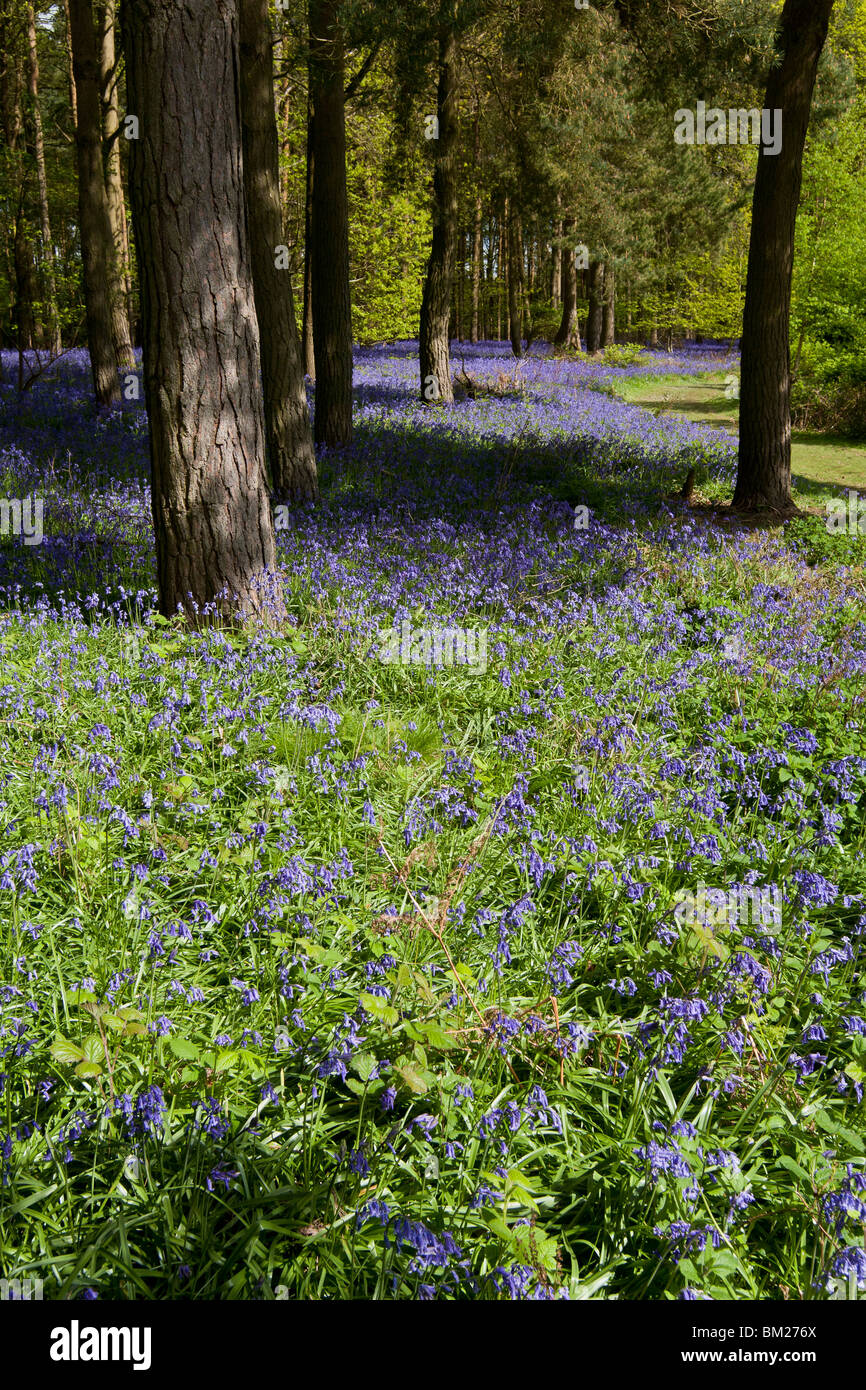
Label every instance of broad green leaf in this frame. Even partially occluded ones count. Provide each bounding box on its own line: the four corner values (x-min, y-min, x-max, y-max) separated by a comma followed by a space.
50, 1035, 85, 1065
394, 1063, 428, 1095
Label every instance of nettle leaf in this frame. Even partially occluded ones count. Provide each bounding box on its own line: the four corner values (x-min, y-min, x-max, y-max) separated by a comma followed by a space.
169, 1037, 199, 1062
240, 1050, 265, 1077
420, 1022, 457, 1051
80, 1000, 108, 1019
345, 1077, 366, 1096
214, 1049, 240, 1075
512, 1224, 558, 1274
74, 1060, 103, 1079
51, 1035, 85, 1065
360, 993, 398, 1026
350, 1052, 378, 1082
81, 1034, 105, 1064
394, 1063, 429, 1095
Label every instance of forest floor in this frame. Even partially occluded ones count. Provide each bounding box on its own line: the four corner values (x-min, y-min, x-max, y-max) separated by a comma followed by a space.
0, 342, 864, 1302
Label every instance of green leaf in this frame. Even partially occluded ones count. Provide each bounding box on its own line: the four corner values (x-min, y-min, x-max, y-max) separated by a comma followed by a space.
50, 1035, 85, 1065
484, 1213, 512, 1243
420, 1022, 457, 1051
169, 1037, 199, 1062
394, 1063, 429, 1095
350, 1053, 378, 1083
74, 1060, 103, 1078
81, 1034, 104, 1064
360, 993, 398, 1026
214, 1049, 239, 1075
774, 1155, 812, 1184
345, 1077, 366, 1096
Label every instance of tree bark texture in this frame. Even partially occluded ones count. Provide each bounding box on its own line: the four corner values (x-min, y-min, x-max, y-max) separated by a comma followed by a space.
123, 0, 279, 623
97, 0, 135, 368
586, 258, 604, 353
68, 0, 120, 404
239, 0, 318, 502
419, 17, 458, 403
554, 221, 579, 348
26, 0, 61, 353
309, 0, 353, 444
734, 0, 835, 512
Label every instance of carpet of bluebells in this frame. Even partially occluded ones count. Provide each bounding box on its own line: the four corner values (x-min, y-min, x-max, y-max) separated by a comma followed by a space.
1, 340, 865, 1301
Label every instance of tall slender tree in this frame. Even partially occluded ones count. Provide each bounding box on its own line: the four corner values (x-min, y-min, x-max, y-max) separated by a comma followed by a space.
25, 0, 61, 354
239, 0, 317, 502
309, 0, 353, 444
419, 4, 458, 403
301, 88, 316, 381
68, 0, 120, 404
97, 0, 135, 368
554, 222, 580, 349
123, 0, 279, 622
734, 0, 837, 512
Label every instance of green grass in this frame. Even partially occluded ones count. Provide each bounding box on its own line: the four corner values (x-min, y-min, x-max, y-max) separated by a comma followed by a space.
616, 372, 866, 494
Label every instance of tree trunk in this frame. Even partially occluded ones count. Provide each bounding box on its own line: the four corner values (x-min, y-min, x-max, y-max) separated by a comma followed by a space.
68, 0, 120, 405
496, 213, 504, 340
309, 0, 352, 444
97, 0, 135, 368
239, 0, 317, 503
586, 259, 604, 354
63, 0, 78, 129
14, 227, 36, 354
123, 0, 278, 623
470, 202, 482, 344
301, 90, 315, 380
551, 211, 562, 308
419, 17, 458, 403
554, 221, 579, 348
507, 201, 523, 358
601, 264, 615, 348
25, 1, 62, 353
733, 0, 835, 512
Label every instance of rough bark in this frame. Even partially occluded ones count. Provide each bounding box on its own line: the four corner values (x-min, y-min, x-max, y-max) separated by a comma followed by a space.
301, 90, 315, 380
419, 17, 458, 403
25, 1, 61, 353
586, 259, 604, 354
601, 264, 615, 348
97, 0, 135, 368
733, 0, 835, 513
309, 0, 352, 443
68, 0, 120, 404
554, 221, 579, 348
123, 0, 279, 623
239, 0, 317, 503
